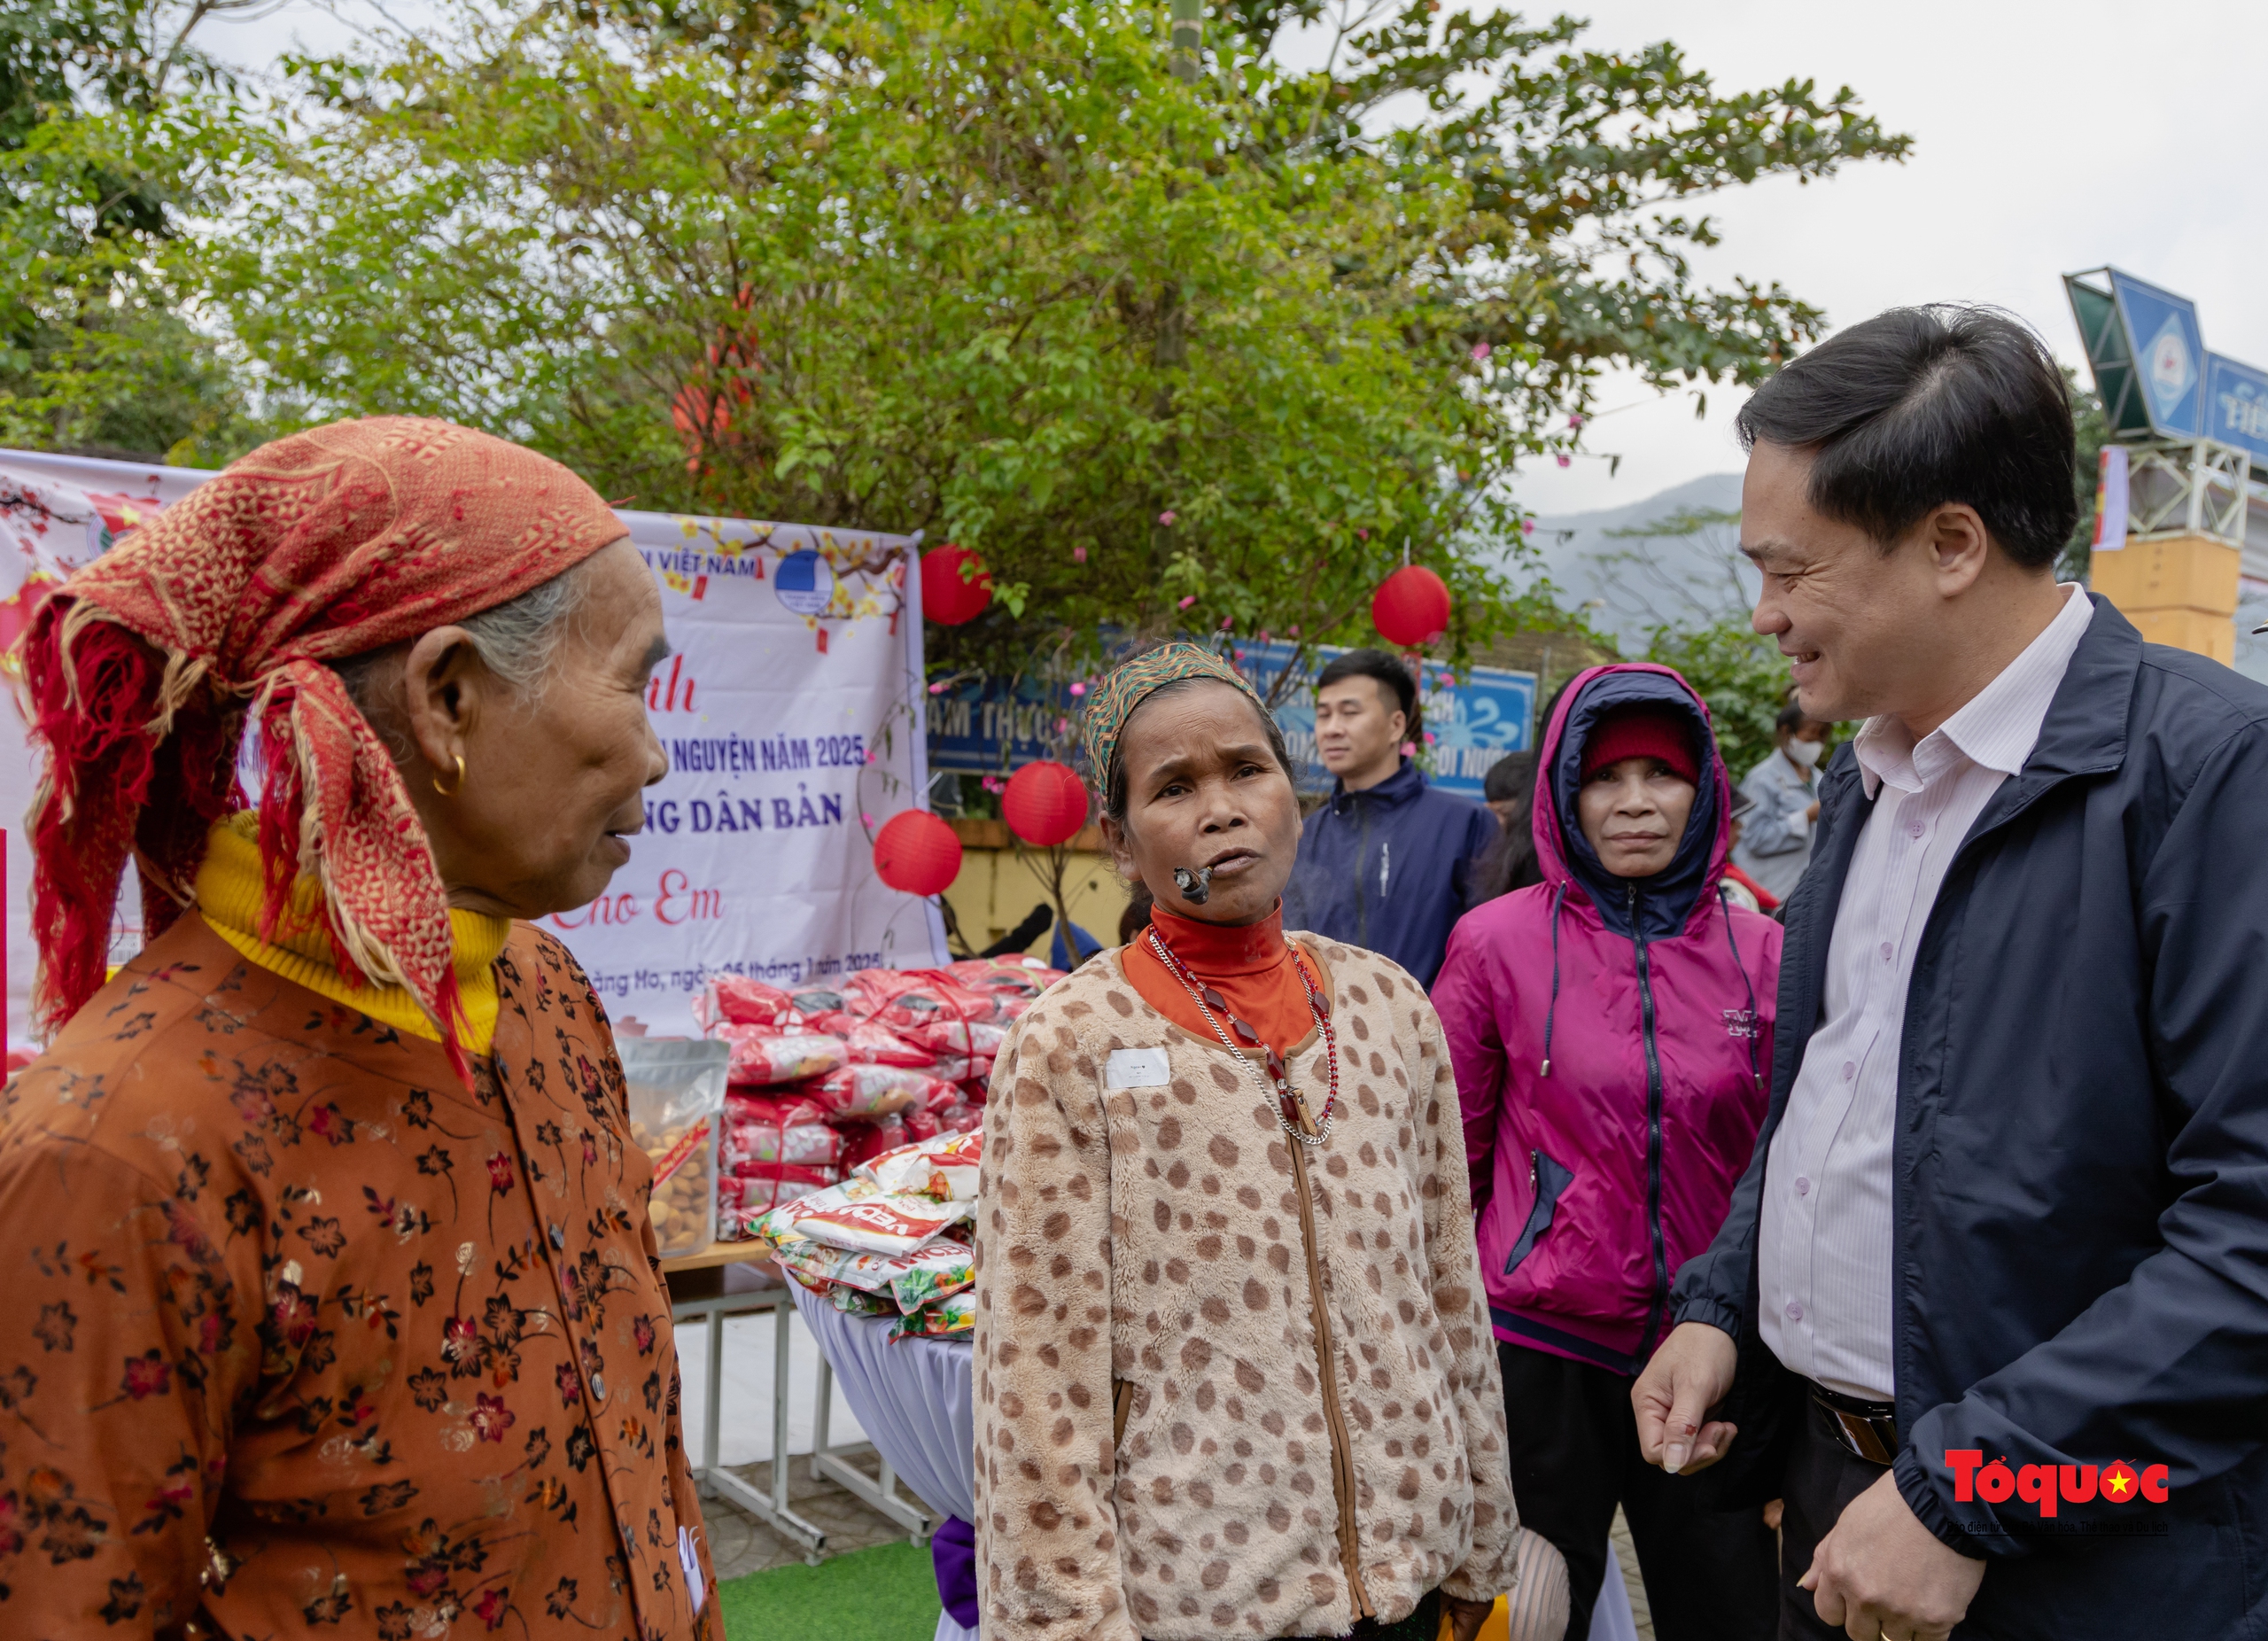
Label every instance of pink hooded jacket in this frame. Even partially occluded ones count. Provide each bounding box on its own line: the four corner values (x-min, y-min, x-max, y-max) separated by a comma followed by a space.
1432, 663, 1782, 1373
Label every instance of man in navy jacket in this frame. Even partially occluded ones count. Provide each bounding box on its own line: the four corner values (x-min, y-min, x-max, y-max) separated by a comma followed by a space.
1634, 306, 2268, 1639
1283, 648, 1497, 986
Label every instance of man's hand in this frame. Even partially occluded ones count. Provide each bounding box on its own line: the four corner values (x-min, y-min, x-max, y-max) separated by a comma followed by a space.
1632, 1322, 1738, 1474
1442, 1593, 1495, 1641
1799, 1471, 1984, 1641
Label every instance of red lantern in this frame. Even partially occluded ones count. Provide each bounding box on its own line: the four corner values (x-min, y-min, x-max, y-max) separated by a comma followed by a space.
920, 543, 992, 626
1371, 564, 1452, 648
874, 810, 962, 897
1001, 759, 1091, 847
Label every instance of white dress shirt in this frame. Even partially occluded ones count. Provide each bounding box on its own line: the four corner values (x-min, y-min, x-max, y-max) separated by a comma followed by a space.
1759, 583, 2094, 1401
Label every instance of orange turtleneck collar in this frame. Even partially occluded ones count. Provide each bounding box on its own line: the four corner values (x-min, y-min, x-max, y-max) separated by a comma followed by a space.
1120, 901, 1324, 1059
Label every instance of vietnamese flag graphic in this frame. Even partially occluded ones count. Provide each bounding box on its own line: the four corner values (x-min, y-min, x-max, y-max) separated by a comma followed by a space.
2101, 1460, 2140, 1502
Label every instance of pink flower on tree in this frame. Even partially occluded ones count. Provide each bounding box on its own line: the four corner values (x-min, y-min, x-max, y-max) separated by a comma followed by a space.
1068, 681, 1086, 696
1177, 595, 1196, 609
1471, 341, 1492, 361
1556, 455, 1572, 468
1072, 545, 1088, 563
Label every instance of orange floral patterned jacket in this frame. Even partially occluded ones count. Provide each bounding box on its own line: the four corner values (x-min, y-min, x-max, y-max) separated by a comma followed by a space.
0, 914, 717, 1639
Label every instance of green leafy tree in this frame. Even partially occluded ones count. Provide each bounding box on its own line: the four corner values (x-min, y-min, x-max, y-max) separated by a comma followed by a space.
1642, 614, 1790, 783
0, 0, 265, 463
206, 0, 1905, 677
2057, 375, 2113, 583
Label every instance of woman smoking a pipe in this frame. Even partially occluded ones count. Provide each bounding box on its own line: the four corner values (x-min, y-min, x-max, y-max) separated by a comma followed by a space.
971, 643, 1555, 1641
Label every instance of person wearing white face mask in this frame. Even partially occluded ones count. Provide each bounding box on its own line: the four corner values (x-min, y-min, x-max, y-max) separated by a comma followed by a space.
1730, 703, 1830, 901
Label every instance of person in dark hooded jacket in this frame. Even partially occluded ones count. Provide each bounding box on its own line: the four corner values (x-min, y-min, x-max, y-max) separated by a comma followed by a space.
1433, 663, 1783, 1641
1283, 649, 1497, 985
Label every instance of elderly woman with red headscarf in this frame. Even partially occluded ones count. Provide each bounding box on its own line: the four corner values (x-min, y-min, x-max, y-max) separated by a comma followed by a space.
0, 418, 711, 1637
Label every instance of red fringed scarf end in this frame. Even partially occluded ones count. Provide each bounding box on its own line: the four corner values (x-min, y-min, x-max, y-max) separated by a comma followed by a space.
23, 607, 165, 1034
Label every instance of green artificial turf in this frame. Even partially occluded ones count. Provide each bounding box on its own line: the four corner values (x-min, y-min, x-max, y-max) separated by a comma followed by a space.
718, 1540, 941, 1641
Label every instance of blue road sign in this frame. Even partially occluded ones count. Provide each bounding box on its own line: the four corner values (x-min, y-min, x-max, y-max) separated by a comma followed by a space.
2109, 269, 2207, 438
2207, 353, 2268, 463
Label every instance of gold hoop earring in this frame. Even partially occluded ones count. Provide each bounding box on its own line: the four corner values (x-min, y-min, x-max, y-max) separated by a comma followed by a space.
432, 754, 466, 797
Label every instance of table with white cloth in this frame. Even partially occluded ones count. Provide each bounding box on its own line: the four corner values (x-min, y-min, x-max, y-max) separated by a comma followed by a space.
789, 1279, 979, 1641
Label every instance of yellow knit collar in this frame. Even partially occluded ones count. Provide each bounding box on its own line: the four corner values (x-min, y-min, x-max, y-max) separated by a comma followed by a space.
193, 813, 509, 1052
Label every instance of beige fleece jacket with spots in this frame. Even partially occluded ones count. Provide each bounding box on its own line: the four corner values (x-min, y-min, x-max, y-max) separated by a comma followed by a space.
973, 937, 1518, 1641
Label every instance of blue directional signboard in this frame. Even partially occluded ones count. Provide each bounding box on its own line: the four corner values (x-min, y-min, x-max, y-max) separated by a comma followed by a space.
2206, 353, 2268, 464
927, 642, 1537, 798
2068, 268, 2241, 444
2113, 271, 2207, 437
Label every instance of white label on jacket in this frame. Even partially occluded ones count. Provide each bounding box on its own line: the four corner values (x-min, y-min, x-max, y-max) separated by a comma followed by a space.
1105, 1047, 1171, 1089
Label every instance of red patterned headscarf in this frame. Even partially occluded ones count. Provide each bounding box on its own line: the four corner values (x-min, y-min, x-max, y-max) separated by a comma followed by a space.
19, 416, 628, 1080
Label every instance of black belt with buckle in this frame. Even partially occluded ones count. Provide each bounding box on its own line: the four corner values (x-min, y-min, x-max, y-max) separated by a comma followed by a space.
1808, 1380, 1898, 1466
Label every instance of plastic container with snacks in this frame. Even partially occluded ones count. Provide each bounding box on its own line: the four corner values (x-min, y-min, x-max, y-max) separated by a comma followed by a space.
620, 1037, 731, 1257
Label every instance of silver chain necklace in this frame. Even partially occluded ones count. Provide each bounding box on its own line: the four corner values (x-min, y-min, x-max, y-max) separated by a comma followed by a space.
1144, 926, 1340, 1147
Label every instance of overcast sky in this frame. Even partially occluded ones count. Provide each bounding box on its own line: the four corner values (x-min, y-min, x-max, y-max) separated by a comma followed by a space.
1493, 0, 2268, 514
203, 0, 2268, 517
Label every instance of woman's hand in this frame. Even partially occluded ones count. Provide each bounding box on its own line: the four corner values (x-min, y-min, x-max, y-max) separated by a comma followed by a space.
1443, 1592, 1496, 1641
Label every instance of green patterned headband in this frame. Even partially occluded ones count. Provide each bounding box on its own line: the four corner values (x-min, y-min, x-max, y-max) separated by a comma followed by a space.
1080, 642, 1271, 784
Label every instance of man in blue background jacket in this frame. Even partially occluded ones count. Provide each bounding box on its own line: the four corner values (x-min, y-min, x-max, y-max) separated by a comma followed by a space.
1283, 648, 1497, 987
1633, 305, 2268, 1639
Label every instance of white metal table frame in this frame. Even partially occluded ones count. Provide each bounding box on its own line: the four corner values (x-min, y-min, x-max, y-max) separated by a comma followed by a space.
667, 1277, 932, 1562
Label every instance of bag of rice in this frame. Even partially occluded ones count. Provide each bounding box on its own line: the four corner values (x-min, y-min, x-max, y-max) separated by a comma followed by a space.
889, 1289, 976, 1340
844, 968, 998, 1031
717, 1024, 848, 1087
692, 975, 801, 1031
718, 1166, 838, 1233
887, 1240, 975, 1313
751, 1176, 973, 1257
946, 955, 1063, 1004
929, 1053, 996, 1087
843, 1020, 937, 1068
810, 1063, 953, 1119
857, 1130, 984, 1202
773, 1240, 903, 1295
903, 1017, 1011, 1058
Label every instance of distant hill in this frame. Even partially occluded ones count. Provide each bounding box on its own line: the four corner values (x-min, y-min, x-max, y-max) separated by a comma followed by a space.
1504, 471, 2268, 685
1493, 472, 1750, 655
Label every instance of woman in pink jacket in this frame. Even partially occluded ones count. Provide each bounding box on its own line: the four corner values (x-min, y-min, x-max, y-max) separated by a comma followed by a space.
1433, 663, 1781, 1641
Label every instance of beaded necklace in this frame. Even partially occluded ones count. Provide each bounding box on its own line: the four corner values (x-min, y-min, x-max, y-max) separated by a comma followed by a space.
1144, 923, 1340, 1147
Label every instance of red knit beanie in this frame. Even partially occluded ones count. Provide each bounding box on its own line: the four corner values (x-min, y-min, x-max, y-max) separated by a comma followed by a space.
1581, 705, 1699, 785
